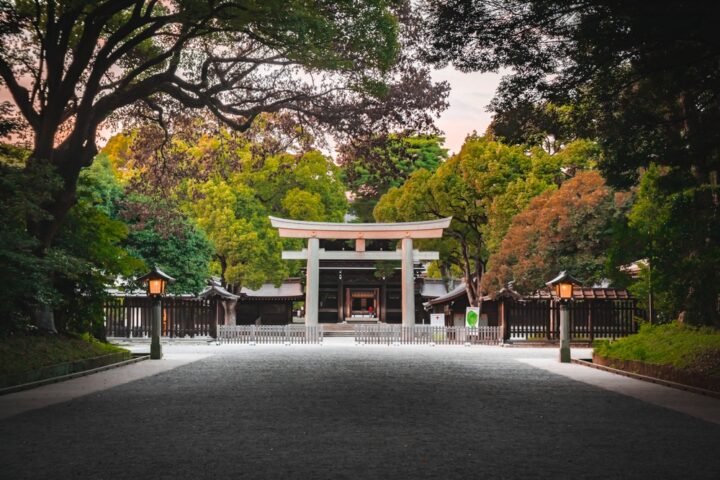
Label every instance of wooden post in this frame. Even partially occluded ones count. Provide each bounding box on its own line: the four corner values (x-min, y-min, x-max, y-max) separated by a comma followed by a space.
588, 300, 594, 343
499, 299, 508, 342
150, 296, 162, 359
401, 238, 415, 326
337, 271, 344, 323
559, 301, 571, 363
380, 277, 387, 323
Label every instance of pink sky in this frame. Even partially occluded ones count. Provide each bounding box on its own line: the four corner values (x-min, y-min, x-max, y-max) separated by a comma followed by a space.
431, 67, 502, 155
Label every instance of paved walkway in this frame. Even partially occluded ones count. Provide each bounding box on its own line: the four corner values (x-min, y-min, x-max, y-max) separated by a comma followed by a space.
1, 344, 719, 479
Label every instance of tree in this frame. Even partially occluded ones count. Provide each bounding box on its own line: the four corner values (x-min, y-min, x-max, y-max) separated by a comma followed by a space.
0, 145, 58, 333
422, 0, 720, 323
375, 136, 533, 307
104, 116, 349, 291
613, 165, 720, 325
0, 142, 142, 335
122, 196, 214, 295
482, 171, 628, 294
338, 133, 447, 221
0, 0, 447, 253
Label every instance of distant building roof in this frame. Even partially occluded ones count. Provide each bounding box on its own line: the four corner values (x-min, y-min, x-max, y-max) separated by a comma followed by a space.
199, 282, 240, 300
528, 287, 632, 300
426, 283, 468, 305
240, 278, 304, 301
420, 279, 448, 299
426, 282, 632, 306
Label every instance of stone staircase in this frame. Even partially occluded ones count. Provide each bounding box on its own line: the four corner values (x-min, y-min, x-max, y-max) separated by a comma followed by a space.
322, 323, 357, 337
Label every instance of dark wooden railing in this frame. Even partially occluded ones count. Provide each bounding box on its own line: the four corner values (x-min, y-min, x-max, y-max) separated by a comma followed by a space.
505, 299, 638, 342
104, 296, 219, 338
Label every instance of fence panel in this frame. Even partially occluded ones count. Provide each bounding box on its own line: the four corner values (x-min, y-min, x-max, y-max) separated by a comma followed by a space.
505, 299, 638, 342
507, 300, 553, 340
217, 325, 324, 344
353, 325, 501, 345
104, 296, 218, 338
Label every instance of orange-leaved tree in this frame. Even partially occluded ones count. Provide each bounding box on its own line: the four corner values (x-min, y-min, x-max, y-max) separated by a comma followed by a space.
482, 170, 630, 294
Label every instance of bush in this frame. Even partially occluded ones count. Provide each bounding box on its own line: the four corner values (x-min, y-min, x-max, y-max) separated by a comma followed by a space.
594, 322, 720, 377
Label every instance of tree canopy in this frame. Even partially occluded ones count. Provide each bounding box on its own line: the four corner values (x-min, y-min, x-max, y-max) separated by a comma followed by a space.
374, 135, 598, 306
105, 115, 348, 292
338, 133, 447, 221
0, 0, 447, 250
422, 0, 720, 324
482, 171, 628, 294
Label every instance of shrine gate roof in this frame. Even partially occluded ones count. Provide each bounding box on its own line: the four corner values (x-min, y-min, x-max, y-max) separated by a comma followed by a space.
269, 216, 452, 239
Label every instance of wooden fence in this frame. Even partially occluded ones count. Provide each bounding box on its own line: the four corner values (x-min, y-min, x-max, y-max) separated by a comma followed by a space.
217, 325, 324, 344
354, 325, 501, 346
505, 299, 638, 342
104, 296, 219, 338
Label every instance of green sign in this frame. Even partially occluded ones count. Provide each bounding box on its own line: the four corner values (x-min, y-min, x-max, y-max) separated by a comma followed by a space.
465, 307, 479, 327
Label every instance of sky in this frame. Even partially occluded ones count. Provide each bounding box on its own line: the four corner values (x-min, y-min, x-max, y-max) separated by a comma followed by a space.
431, 67, 503, 155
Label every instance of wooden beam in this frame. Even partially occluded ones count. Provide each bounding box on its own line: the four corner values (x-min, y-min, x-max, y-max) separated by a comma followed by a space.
281, 249, 439, 261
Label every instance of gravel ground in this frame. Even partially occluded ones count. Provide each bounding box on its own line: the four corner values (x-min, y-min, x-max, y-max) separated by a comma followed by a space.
1, 344, 719, 479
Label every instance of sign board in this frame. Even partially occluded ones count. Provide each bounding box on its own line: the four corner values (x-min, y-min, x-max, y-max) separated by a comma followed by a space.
465, 307, 480, 328
430, 313, 445, 326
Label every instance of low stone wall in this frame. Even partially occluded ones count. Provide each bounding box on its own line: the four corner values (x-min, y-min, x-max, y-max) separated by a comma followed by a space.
0, 351, 131, 390
592, 353, 720, 392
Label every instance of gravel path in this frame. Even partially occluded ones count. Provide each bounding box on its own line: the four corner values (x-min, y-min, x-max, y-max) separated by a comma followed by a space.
2, 345, 719, 479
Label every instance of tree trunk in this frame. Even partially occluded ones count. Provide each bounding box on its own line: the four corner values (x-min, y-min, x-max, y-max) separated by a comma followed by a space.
24, 142, 96, 332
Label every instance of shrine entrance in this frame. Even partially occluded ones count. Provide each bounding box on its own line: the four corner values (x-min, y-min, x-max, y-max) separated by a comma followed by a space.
269, 216, 451, 326
346, 288, 379, 322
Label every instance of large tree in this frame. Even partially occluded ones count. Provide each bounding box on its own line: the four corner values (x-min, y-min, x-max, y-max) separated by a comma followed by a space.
422, 0, 720, 323
103, 115, 348, 291
0, 0, 446, 252
482, 171, 629, 294
375, 135, 599, 306
337, 133, 447, 221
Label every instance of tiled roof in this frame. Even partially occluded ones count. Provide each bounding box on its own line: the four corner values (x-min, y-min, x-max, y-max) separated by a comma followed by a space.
240, 279, 304, 300
420, 279, 448, 298
426, 283, 468, 305
528, 287, 632, 300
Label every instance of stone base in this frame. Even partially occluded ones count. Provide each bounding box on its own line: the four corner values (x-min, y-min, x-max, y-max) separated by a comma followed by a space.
345, 317, 380, 324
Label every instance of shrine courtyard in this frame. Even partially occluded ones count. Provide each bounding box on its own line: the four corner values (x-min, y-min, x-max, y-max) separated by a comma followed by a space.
1, 343, 719, 479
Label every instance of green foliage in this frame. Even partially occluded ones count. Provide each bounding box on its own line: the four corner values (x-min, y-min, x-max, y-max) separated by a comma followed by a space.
483, 171, 627, 294
594, 322, 720, 377
0, 332, 127, 377
375, 135, 599, 302
424, 1, 720, 325
51, 159, 144, 335
339, 134, 447, 220
123, 197, 213, 295
614, 165, 720, 325
111, 118, 349, 291
0, 153, 60, 333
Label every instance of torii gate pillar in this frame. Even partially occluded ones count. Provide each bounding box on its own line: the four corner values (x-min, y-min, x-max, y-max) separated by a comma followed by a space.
305, 237, 320, 326
401, 238, 415, 326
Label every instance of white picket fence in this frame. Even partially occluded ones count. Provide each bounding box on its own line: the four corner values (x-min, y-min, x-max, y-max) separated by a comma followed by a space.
217, 325, 324, 344
354, 325, 501, 345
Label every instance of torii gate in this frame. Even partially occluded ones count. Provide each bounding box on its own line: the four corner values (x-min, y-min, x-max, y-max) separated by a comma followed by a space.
269, 216, 452, 326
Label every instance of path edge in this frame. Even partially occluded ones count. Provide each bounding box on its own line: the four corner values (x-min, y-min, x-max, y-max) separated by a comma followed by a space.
572, 358, 720, 400
0, 355, 150, 396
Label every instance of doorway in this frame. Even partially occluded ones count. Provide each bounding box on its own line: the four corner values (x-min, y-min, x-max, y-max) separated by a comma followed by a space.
345, 288, 379, 320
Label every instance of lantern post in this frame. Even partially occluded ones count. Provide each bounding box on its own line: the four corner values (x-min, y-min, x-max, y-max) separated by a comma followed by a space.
138, 267, 175, 360
546, 271, 581, 363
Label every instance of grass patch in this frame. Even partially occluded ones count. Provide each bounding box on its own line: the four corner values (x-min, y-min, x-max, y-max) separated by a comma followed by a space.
0, 332, 128, 377
594, 322, 720, 378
